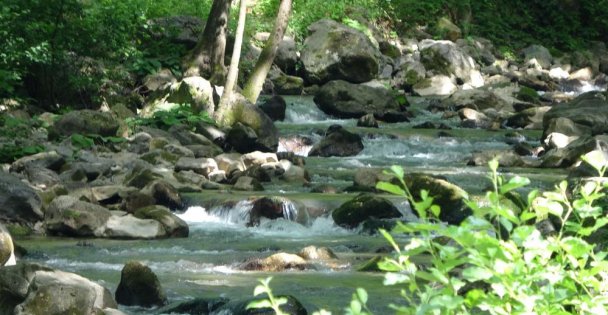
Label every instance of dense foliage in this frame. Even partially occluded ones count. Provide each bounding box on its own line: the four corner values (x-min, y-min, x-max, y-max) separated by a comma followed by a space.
2, 0, 607, 108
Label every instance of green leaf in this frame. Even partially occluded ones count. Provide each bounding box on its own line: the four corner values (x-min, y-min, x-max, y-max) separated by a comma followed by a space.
71, 134, 94, 149
356, 288, 368, 304
499, 176, 530, 194
376, 181, 405, 196
389, 165, 404, 179
253, 285, 267, 296
247, 299, 273, 309
581, 150, 608, 175
462, 266, 493, 282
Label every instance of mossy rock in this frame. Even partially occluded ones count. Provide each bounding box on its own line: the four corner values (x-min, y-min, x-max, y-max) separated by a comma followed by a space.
134, 205, 188, 238
517, 86, 540, 104
115, 261, 166, 307
403, 173, 472, 225
332, 193, 401, 229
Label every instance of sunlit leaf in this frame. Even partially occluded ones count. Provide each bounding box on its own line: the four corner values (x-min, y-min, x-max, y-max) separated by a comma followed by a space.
376, 181, 405, 196
247, 299, 273, 309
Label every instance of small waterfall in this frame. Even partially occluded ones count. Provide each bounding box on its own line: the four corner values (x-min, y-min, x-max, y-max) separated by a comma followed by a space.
281, 199, 298, 222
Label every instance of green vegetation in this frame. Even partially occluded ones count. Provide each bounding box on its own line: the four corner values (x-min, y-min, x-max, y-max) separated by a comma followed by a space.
126, 103, 214, 131
0, 115, 46, 163
251, 152, 608, 314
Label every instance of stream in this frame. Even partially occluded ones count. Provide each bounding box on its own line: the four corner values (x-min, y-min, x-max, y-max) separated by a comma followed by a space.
17, 95, 570, 314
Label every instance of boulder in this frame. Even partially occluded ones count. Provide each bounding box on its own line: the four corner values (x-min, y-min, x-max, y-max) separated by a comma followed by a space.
435, 17, 461, 42
542, 91, 608, 142
248, 197, 300, 226
332, 193, 401, 228
168, 124, 217, 147
115, 261, 166, 307
278, 160, 310, 184
51, 110, 119, 138
314, 80, 408, 120
104, 214, 165, 239
351, 168, 393, 192
10, 151, 65, 173
45, 196, 111, 237
0, 172, 43, 223
259, 95, 287, 121
540, 135, 608, 168
149, 180, 183, 210
156, 297, 229, 315
175, 157, 219, 177
254, 32, 298, 74
413, 75, 457, 96
233, 176, 264, 191
457, 37, 496, 67
357, 113, 379, 128
223, 95, 279, 153
142, 69, 177, 94
14, 268, 117, 315
404, 173, 472, 225
240, 253, 309, 272
0, 263, 53, 314
301, 19, 380, 84
467, 150, 525, 167
215, 295, 307, 315
419, 40, 484, 87
272, 73, 304, 95
146, 16, 204, 47
308, 125, 364, 157
146, 76, 215, 117
458, 108, 493, 129
0, 223, 15, 266
392, 56, 426, 90
297, 245, 338, 261
522, 44, 553, 69
134, 205, 189, 238
441, 88, 513, 112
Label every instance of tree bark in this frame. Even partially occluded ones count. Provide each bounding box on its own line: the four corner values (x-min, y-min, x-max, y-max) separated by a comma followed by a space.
182, 0, 231, 84
242, 0, 292, 104
215, 0, 247, 127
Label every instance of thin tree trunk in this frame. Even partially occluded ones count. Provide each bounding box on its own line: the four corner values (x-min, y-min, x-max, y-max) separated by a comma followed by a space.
242, 0, 292, 104
215, 0, 247, 127
182, 0, 231, 84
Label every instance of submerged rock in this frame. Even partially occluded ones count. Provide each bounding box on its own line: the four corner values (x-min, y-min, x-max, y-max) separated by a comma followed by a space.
297, 245, 338, 261
332, 193, 401, 229
115, 261, 166, 307
240, 253, 310, 272
215, 295, 307, 315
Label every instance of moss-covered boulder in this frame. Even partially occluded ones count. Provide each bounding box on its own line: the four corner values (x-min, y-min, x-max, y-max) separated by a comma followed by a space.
301, 19, 380, 85
308, 125, 364, 157
134, 205, 189, 238
419, 39, 484, 88
50, 110, 120, 138
115, 261, 166, 307
13, 267, 117, 315
314, 80, 409, 121
332, 193, 401, 229
404, 173, 472, 225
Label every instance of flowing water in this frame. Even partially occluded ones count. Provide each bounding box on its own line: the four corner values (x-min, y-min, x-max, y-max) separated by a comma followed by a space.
17, 95, 573, 314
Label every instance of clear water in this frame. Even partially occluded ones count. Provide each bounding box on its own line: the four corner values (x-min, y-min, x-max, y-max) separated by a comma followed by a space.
17, 94, 571, 314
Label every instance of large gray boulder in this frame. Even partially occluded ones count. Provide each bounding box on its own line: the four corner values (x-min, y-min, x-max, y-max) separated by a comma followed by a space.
115, 261, 166, 307
13, 267, 117, 315
314, 80, 409, 121
412, 75, 457, 96
419, 40, 484, 88
146, 16, 204, 47
223, 94, 279, 153
542, 91, 608, 143
308, 125, 363, 157
51, 110, 120, 138
0, 172, 43, 223
522, 44, 553, 69
301, 19, 380, 84
440, 88, 513, 113
45, 196, 112, 237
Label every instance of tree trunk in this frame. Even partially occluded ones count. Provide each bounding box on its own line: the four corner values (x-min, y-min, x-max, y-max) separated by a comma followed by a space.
215, 0, 247, 127
182, 0, 231, 84
242, 0, 292, 104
